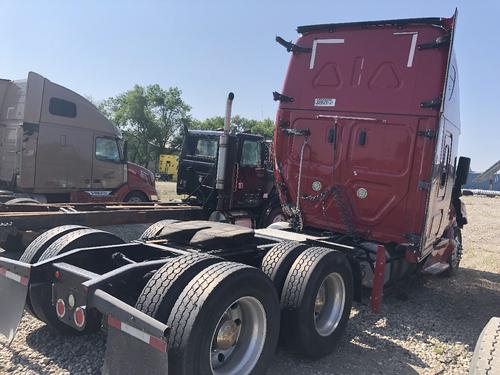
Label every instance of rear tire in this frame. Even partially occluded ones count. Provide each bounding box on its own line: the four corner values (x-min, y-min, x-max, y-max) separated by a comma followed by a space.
469, 317, 500, 375
20, 225, 87, 264
135, 253, 222, 320
262, 206, 286, 228
166, 262, 280, 375
280, 247, 353, 358
4, 198, 41, 205
261, 241, 308, 296
139, 219, 179, 240
31, 229, 124, 334
20, 225, 88, 318
124, 191, 149, 203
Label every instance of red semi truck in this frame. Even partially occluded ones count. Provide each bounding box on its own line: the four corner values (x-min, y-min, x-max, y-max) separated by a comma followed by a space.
0, 72, 158, 204
0, 12, 470, 375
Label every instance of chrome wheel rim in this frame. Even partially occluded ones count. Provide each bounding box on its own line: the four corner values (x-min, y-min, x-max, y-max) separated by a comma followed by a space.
313, 272, 346, 336
271, 213, 286, 223
210, 296, 267, 375
127, 196, 143, 203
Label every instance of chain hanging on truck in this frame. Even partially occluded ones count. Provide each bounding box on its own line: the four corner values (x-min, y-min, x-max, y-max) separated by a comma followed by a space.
302, 187, 333, 217
302, 185, 359, 240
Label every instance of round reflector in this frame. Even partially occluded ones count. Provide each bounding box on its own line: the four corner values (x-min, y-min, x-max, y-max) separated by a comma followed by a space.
74, 307, 86, 328
56, 299, 65, 318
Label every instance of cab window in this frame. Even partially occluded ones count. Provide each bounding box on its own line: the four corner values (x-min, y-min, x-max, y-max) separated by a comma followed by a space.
195, 138, 218, 158
95, 137, 120, 162
241, 140, 261, 167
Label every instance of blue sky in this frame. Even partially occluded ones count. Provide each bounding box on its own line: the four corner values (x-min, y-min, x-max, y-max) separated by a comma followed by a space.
1, 1, 498, 171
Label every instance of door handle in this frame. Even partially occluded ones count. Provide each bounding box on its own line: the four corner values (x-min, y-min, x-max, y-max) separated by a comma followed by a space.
328, 128, 336, 143
328, 127, 337, 150
358, 130, 367, 146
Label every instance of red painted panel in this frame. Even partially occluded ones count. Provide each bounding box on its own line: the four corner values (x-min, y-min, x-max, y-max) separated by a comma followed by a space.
274, 15, 457, 248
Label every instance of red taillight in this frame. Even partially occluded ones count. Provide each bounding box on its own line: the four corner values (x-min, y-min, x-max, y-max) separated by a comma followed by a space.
237, 181, 244, 190
74, 307, 86, 328
56, 299, 65, 318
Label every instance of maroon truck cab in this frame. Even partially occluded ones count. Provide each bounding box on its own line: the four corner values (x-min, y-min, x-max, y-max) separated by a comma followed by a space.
274, 13, 465, 261
70, 162, 158, 203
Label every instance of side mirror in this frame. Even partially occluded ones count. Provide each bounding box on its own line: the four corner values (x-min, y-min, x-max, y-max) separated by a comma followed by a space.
123, 141, 128, 162
455, 156, 471, 187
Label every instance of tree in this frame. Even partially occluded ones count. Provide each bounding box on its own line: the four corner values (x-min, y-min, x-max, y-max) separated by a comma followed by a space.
100, 84, 191, 167
189, 115, 275, 139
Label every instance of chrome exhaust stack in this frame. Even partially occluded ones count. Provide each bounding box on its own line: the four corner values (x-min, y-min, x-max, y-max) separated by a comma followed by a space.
216, 92, 235, 211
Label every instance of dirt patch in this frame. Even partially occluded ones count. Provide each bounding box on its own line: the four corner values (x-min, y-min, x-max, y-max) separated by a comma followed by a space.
156, 181, 186, 201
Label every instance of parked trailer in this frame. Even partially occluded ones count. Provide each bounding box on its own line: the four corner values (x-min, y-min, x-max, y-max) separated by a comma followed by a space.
0, 202, 207, 251
0, 13, 471, 375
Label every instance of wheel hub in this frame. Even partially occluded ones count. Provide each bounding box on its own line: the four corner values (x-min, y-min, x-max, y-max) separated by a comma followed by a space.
215, 318, 239, 350
272, 214, 286, 223
314, 285, 326, 314
210, 297, 267, 374
313, 272, 346, 337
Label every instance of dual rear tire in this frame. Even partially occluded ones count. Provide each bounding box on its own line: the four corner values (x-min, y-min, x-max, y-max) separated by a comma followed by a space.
136, 254, 280, 375
136, 240, 353, 374
262, 241, 353, 358
20, 226, 124, 334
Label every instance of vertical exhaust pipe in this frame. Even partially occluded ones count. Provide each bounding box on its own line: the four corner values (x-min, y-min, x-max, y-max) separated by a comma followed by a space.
216, 92, 234, 211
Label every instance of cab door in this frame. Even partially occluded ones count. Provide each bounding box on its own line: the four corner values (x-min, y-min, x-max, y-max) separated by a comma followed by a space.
232, 137, 267, 208
91, 135, 125, 189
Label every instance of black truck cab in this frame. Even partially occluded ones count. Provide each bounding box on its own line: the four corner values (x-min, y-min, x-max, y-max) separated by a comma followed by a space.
177, 130, 278, 226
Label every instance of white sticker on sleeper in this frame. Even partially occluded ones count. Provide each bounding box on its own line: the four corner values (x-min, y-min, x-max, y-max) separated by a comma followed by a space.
314, 98, 336, 107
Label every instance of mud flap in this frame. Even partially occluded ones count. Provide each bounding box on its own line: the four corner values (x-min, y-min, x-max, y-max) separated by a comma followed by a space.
102, 317, 168, 375
90, 290, 169, 375
0, 262, 30, 344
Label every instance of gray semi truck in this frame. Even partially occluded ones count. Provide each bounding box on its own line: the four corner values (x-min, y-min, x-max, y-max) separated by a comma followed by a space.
0, 72, 157, 204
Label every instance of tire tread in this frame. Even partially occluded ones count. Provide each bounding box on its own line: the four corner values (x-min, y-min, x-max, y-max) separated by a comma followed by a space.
135, 253, 221, 318
470, 317, 500, 375
140, 220, 178, 240
167, 262, 245, 349
281, 246, 333, 308
20, 225, 86, 264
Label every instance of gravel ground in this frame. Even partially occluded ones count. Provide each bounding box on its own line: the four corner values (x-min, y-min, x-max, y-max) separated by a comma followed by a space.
1, 195, 499, 374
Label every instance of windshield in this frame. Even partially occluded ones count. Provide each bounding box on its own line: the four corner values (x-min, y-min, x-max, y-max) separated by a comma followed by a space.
193, 138, 218, 159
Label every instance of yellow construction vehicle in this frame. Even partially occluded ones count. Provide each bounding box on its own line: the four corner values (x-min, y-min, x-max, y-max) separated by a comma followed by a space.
158, 154, 178, 181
